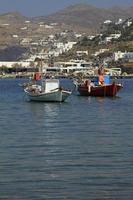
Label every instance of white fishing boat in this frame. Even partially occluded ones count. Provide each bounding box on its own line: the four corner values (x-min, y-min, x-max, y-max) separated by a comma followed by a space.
24, 79, 71, 102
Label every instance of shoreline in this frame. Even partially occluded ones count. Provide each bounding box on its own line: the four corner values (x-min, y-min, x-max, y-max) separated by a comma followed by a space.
1, 74, 133, 79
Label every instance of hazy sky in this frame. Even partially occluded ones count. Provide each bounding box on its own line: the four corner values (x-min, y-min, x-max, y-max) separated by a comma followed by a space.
0, 0, 133, 17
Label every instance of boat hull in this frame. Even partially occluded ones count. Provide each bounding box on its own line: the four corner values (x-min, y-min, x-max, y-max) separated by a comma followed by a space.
25, 89, 71, 102
78, 83, 122, 97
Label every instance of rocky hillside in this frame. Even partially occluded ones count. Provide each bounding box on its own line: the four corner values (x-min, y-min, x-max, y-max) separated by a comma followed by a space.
58, 18, 133, 62
35, 4, 133, 33
1, 4, 133, 35
0, 4, 133, 60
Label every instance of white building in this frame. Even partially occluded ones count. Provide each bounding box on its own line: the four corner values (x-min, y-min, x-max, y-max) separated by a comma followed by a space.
75, 33, 82, 38
113, 51, 126, 61
50, 23, 58, 26
115, 18, 123, 25
25, 21, 30, 23
110, 33, 121, 39
126, 21, 132, 27
113, 51, 133, 61
92, 49, 109, 56
20, 38, 32, 46
39, 24, 44, 27
64, 42, 77, 50
88, 35, 95, 40
104, 33, 121, 43
12, 35, 18, 38
48, 35, 55, 40
76, 51, 88, 56
48, 50, 60, 57
60, 32, 67, 36
1, 24, 10, 26
104, 37, 112, 43
0, 61, 31, 68
104, 20, 112, 24
45, 25, 53, 29
54, 42, 76, 52
54, 42, 63, 48
20, 27, 27, 30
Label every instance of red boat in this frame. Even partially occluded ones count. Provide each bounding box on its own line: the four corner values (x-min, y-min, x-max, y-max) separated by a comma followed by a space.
78, 80, 123, 97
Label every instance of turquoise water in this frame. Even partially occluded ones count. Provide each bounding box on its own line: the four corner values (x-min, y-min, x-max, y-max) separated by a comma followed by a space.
0, 78, 133, 200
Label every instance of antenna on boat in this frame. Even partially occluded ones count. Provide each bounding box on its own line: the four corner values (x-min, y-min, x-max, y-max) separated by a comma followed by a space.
40, 53, 44, 85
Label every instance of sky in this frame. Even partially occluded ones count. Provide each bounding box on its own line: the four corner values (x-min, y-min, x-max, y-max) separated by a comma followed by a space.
0, 0, 133, 17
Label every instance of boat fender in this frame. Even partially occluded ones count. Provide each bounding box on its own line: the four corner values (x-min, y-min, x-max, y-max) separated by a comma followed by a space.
88, 85, 91, 93
85, 80, 91, 93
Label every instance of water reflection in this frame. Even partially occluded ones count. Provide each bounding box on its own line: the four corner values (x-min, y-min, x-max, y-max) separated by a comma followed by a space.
27, 102, 61, 122
0, 79, 133, 200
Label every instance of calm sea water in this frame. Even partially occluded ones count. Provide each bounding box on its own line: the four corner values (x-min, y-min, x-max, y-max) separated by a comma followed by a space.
0, 78, 133, 200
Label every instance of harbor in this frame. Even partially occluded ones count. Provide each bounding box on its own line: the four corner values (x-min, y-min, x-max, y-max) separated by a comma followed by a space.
0, 1, 133, 199
1, 72, 133, 79
0, 77, 132, 199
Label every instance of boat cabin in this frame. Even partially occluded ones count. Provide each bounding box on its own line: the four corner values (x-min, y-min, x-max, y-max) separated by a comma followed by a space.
42, 79, 59, 93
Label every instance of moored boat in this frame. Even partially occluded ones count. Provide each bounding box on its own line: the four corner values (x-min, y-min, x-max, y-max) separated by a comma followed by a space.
24, 78, 71, 102
77, 64, 123, 97
78, 80, 123, 97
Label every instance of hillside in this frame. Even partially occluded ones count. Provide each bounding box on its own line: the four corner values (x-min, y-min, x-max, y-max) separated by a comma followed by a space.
1, 4, 133, 44
0, 4, 133, 61
35, 4, 133, 33
0, 12, 27, 24
58, 19, 133, 63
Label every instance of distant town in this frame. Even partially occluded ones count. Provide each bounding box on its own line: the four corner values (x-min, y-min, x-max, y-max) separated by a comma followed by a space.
0, 5, 133, 78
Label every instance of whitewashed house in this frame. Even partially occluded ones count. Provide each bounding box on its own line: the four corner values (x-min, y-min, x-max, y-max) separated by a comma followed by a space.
113, 51, 133, 61
45, 25, 53, 29
65, 42, 77, 50
110, 33, 121, 39
76, 51, 88, 56
88, 35, 95, 40
25, 21, 30, 23
20, 38, 32, 46
54, 42, 64, 49
104, 20, 112, 24
0, 61, 31, 68
12, 35, 18, 38
75, 33, 82, 38
48, 35, 55, 40
126, 21, 132, 27
113, 51, 125, 61
115, 18, 123, 25
92, 49, 109, 57
20, 27, 27, 30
